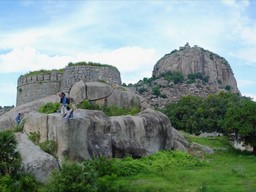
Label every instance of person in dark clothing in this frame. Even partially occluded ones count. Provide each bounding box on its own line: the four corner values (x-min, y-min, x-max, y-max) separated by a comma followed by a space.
59, 92, 69, 116
15, 112, 21, 125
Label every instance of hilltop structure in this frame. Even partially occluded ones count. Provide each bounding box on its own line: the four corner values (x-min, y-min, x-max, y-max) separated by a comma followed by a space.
16, 63, 121, 106
133, 43, 240, 107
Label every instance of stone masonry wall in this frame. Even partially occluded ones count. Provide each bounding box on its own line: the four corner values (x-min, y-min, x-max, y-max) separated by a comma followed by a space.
16, 65, 122, 106
16, 73, 63, 106
61, 65, 122, 92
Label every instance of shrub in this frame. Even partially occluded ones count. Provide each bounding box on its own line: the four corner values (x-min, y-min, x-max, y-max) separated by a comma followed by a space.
39, 140, 58, 156
138, 87, 147, 94
152, 86, 161, 97
77, 100, 101, 110
29, 132, 40, 144
225, 85, 231, 91
38, 102, 60, 114
0, 131, 21, 176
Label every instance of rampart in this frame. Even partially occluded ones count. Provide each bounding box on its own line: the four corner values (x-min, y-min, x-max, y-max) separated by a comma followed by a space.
61, 65, 121, 92
16, 65, 122, 106
16, 72, 63, 106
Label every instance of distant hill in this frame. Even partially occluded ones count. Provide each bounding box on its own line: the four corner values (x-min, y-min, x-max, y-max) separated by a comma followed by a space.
130, 43, 240, 108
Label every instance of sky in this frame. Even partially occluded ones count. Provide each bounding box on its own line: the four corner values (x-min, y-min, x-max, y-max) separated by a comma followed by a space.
0, 0, 256, 106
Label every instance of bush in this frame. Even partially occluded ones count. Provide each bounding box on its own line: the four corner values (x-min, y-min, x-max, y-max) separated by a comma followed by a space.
0, 131, 21, 176
39, 140, 58, 156
77, 100, 100, 110
137, 87, 147, 94
45, 157, 118, 192
152, 86, 161, 97
29, 132, 40, 144
38, 102, 60, 114
77, 100, 141, 116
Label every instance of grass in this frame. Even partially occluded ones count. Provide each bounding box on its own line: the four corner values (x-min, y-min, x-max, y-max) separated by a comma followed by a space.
23, 69, 64, 77
111, 136, 256, 192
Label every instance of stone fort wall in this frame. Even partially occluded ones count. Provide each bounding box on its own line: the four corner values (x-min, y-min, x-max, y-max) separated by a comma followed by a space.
16, 72, 63, 106
16, 65, 122, 106
61, 65, 121, 92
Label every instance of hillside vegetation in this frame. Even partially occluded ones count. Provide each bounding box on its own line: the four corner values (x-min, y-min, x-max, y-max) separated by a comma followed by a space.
2, 131, 256, 192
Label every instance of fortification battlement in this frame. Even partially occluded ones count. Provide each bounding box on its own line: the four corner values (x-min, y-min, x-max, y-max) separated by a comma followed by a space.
17, 72, 63, 87
16, 64, 122, 106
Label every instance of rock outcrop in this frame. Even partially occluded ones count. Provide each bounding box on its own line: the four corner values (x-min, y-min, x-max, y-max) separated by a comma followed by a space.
23, 108, 178, 161
0, 82, 148, 131
0, 95, 59, 131
69, 81, 149, 109
152, 43, 240, 94
110, 109, 173, 158
24, 110, 112, 162
15, 132, 59, 183
132, 43, 240, 108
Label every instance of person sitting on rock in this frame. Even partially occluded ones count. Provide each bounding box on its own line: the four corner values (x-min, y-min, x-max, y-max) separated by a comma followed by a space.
59, 92, 70, 116
63, 106, 74, 124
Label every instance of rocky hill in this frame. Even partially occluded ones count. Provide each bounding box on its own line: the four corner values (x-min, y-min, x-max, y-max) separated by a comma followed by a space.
131, 43, 240, 108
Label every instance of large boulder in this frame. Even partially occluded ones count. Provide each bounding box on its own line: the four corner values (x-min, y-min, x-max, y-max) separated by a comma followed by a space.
69, 81, 149, 109
69, 80, 86, 105
0, 95, 59, 131
86, 82, 113, 101
172, 128, 190, 152
24, 109, 112, 162
15, 132, 59, 183
110, 108, 173, 158
23, 108, 177, 160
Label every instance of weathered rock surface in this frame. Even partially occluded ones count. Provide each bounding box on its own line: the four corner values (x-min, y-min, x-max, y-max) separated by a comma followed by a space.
23, 108, 179, 160
190, 142, 214, 154
131, 43, 241, 108
69, 81, 148, 109
0, 95, 59, 131
15, 132, 59, 183
153, 43, 240, 94
110, 109, 173, 158
24, 109, 112, 162
172, 128, 189, 152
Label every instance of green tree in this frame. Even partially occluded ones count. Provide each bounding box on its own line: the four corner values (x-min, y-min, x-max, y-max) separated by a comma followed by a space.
222, 97, 256, 154
163, 95, 204, 134
0, 131, 21, 176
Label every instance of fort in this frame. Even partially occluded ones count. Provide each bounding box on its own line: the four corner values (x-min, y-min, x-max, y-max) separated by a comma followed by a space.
16, 63, 121, 106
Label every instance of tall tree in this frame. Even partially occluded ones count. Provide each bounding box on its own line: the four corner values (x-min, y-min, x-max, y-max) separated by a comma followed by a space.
222, 97, 256, 154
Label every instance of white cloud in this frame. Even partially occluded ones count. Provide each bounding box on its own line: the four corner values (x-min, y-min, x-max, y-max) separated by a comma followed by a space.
76, 47, 157, 73
0, 47, 72, 73
0, 46, 157, 83
243, 93, 256, 101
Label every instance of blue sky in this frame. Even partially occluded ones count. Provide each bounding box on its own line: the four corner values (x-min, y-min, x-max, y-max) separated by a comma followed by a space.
0, 0, 256, 106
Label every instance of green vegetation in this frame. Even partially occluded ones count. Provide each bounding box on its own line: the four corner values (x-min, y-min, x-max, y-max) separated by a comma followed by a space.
28, 132, 57, 156
160, 71, 184, 84
222, 97, 256, 154
77, 100, 141, 116
0, 131, 21, 176
187, 72, 209, 84
23, 69, 64, 77
68, 61, 118, 70
41, 136, 256, 191
161, 92, 256, 154
39, 140, 58, 157
161, 92, 242, 134
38, 102, 60, 114
0, 130, 38, 192
2, 128, 256, 191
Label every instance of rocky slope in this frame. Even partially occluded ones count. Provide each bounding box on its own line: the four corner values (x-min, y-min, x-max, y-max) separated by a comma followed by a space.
131, 43, 240, 108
